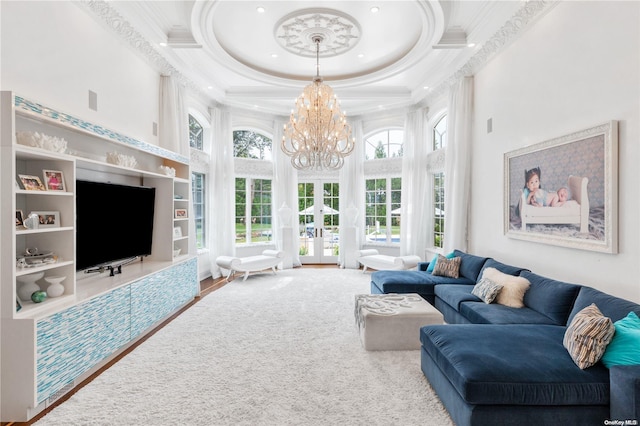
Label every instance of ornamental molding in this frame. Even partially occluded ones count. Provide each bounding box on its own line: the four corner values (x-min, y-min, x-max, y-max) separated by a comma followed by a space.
426, 149, 446, 172
427, 0, 558, 103
76, 0, 210, 105
274, 8, 360, 57
363, 157, 403, 177
234, 158, 273, 177
189, 149, 209, 172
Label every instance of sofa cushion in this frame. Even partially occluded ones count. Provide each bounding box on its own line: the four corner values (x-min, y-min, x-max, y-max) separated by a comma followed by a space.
452, 250, 490, 281
563, 303, 615, 369
567, 286, 640, 326
420, 324, 611, 406
471, 277, 503, 304
459, 302, 559, 324
601, 311, 640, 368
371, 270, 475, 305
482, 267, 530, 308
479, 258, 529, 278
432, 255, 461, 278
521, 271, 582, 325
435, 284, 479, 311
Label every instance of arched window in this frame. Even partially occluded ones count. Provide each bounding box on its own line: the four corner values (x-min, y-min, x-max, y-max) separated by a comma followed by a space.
233, 130, 273, 160
363, 128, 403, 245
233, 130, 273, 245
433, 115, 447, 151
188, 114, 206, 249
432, 115, 447, 248
364, 129, 403, 160
189, 114, 204, 150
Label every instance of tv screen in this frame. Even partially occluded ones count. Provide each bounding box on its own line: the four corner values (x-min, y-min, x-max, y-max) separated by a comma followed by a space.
76, 180, 156, 271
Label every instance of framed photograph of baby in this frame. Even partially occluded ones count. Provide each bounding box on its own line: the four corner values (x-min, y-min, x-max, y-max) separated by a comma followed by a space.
503, 121, 618, 254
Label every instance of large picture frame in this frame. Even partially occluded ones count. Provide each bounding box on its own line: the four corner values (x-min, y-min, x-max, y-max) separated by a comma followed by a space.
504, 121, 618, 253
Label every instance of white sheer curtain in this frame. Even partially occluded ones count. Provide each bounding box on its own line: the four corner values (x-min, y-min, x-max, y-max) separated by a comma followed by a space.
400, 107, 431, 258
208, 107, 235, 277
338, 119, 364, 267
159, 75, 187, 156
159, 75, 196, 255
443, 76, 474, 253
273, 118, 301, 268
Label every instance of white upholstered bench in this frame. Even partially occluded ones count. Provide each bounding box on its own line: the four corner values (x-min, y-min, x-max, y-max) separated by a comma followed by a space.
356, 249, 421, 273
355, 293, 444, 350
215, 249, 284, 281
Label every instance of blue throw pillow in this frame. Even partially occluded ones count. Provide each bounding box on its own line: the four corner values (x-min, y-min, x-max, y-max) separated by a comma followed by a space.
426, 252, 455, 273
601, 311, 640, 368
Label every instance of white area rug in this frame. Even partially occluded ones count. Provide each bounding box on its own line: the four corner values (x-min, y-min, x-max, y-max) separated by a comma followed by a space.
35, 268, 453, 426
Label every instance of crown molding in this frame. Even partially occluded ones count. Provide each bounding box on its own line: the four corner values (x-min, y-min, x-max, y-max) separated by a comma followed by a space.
426, 0, 558, 104
75, 0, 212, 106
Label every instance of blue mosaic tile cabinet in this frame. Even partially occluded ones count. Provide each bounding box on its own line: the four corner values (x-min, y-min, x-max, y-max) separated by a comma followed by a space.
36, 258, 198, 405
1, 92, 198, 422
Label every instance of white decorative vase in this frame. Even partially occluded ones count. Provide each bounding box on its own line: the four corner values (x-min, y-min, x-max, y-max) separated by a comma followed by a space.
44, 276, 66, 298
17, 272, 44, 301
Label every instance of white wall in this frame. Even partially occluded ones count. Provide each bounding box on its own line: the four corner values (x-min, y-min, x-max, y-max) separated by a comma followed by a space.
470, 1, 640, 302
0, 1, 160, 146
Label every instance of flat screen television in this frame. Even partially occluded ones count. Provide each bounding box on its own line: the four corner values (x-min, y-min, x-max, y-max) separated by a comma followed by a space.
76, 180, 156, 271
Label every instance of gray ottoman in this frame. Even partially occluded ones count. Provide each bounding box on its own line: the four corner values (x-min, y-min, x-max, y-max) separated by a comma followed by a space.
355, 293, 444, 350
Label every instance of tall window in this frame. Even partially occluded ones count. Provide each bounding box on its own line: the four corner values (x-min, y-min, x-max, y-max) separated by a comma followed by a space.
235, 178, 272, 244
191, 172, 205, 249
433, 172, 444, 248
189, 114, 203, 150
364, 129, 403, 160
432, 115, 447, 248
365, 177, 401, 244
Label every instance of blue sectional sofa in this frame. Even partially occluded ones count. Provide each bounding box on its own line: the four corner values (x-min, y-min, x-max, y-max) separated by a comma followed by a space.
369, 250, 640, 426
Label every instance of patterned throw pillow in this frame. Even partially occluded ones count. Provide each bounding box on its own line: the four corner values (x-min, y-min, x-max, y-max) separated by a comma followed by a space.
472, 277, 503, 304
432, 255, 461, 278
563, 303, 615, 369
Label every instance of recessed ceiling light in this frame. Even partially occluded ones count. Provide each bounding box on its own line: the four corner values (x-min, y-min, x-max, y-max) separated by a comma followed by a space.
357, 53, 364, 58
467, 42, 476, 48
423, 86, 430, 90
159, 42, 167, 47
256, 6, 265, 13
271, 53, 278, 58
370, 6, 380, 13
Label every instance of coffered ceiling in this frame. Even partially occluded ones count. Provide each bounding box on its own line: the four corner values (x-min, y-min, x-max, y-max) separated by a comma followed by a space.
94, 1, 537, 116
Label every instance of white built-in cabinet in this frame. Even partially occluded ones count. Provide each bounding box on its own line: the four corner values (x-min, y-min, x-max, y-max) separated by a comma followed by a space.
0, 91, 199, 422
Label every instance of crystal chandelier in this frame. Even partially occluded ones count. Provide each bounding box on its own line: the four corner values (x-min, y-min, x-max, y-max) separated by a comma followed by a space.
282, 35, 354, 170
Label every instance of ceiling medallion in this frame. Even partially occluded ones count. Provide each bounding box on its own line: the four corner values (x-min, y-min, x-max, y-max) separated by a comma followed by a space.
274, 8, 361, 58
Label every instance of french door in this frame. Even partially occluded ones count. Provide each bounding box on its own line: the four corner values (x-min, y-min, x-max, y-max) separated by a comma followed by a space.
298, 180, 339, 264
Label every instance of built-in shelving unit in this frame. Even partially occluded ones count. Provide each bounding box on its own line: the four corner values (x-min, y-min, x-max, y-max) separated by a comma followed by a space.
0, 91, 199, 422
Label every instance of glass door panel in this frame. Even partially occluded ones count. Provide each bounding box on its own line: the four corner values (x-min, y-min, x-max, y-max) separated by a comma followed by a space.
298, 180, 339, 264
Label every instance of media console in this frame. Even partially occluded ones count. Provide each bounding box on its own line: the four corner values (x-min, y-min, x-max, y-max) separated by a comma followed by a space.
0, 91, 199, 422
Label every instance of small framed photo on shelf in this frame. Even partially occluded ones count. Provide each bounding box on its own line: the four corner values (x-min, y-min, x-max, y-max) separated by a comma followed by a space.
175, 208, 188, 219
18, 174, 45, 191
16, 210, 24, 228
31, 211, 60, 228
173, 226, 183, 238
43, 169, 66, 191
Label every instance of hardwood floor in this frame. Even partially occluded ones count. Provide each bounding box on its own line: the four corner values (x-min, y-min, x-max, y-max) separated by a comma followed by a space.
3, 264, 344, 426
